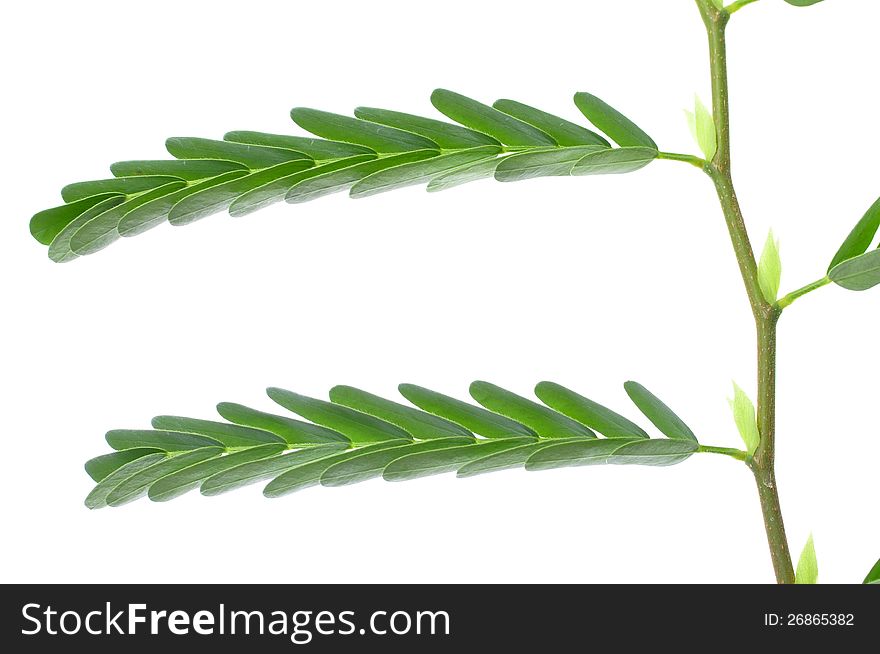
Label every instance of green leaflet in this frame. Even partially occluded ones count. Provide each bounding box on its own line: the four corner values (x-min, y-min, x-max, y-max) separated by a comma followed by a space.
150, 416, 285, 448
609, 439, 698, 466
60, 176, 183, 203
685, 95, 717, 161
290, 108, 438, 153
285, 150, 439, 204
267, 387, 412, 444
494, 146, 607, 183
105, 429, 224, 452
493, 99, 610, 147
426, 157, 504, 192
456, 438, 590, 478
398, 384, 536, 438
264, 441, 410, 497
168, 160, 314, 226
118, 170, 249, 237
85, 453, 168, 509
469, 381, 596, 439
350, 147, 502, 198
795, 534, 818, 584
829, 248, 880, 291
31, 193, 124, 245
784, 0, 824, 6
165, 137, 312, 168
224, 131, 375, 159
201, 445, 349, 496
47, 196, 126, 263
353, 107, 500, 149
623, 381, 698, 442
148, 444, 287, 502
829, 196, 880, 270
229, 154, 377, 217
525, 438, 638, 471
67, 181, 188, 257
757, 230, 782, 303
320, 437, 476, 487
329, 385, 474, 440
571, 147, 659, 175
534, 382, 649, 439
729, 383, 760, 456
105, 447, 224, 507
573, 92, 657, 149
216, 402, 350, 446
431, 89, 556, 147
110, 159, 247, 180
84, 448, 163, 482
382, 438, 537, 482
864, 558, 880, 585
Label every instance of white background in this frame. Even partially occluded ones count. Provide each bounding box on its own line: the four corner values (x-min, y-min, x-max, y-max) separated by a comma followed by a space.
1, 0, 877, 584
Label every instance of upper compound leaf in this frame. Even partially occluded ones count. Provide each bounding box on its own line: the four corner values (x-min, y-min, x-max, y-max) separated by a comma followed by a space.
456, 438, 589, 478
493, 99, 610, 147
84, 448, 163, 482
229, 154, 377, 217
571, 147, 658, 176
426, 157, 505, 193
398, 384, 537, 439
382, 437, 536, 482
117, 170, 249, 237
267, 387, 412, 444
573, 92, 657, 149
264, 440, 410, 497
105, 447, 224, 507
525, 438, 636, 471
829, 196, 880, 270
216, 402, 350, 446
290, 108, 439, 153
469, 381, 596, 439
47, 196, 126, 262
329, 385, 474, 440
105, 429, 224, 452
623, 381, 698, 442
200, 444, 349, 496
609, 439, 698, 466
494, 146, 607, 183
68, 181, 188, 256
168, 160, 314, 226
150, 416, 285, 448
31, 193, 124, 245
60, 176, 184, 203
534, 381, 649, 439
285, 150, 439, 204
431, 89, 556, 147
354, 107, 500, 149
85, 453, 168, 509
828, 249, 880, 291
166, 137, 312, 168
320, 437, 475, 487
148, 443, 287, 502
110, 159, 247, 181
350, 147, 501, 198
224, 131, 375, 159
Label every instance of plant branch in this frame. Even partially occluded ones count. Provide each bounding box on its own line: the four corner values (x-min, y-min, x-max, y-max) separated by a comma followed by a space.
696, 0, 795, 584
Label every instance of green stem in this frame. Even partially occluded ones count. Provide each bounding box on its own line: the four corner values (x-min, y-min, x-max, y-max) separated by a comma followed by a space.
726, 0, 762, 14
696, 0, 795, 584
657, 151, 707, 169
777, 277, 831, 310
699, 445, 749, 461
